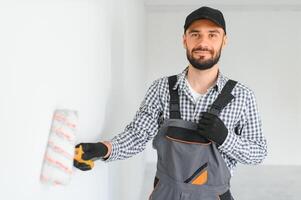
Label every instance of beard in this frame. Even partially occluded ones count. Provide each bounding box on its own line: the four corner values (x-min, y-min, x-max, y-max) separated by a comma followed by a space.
186, 44, 222, 71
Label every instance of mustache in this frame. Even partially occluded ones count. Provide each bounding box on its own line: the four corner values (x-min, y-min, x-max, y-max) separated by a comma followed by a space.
192, 47, 213, 54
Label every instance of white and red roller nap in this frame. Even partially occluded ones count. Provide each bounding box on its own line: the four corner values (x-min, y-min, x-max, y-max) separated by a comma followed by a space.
40, 109, 78, 186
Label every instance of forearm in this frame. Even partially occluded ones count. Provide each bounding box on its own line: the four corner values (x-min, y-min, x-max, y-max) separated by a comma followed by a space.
101, 124, 156, 162
218, 130, 268, 165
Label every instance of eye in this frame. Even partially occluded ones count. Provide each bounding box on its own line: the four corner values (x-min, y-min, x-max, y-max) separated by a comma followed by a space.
191, 33, 199, 38
209, 33, 217, 38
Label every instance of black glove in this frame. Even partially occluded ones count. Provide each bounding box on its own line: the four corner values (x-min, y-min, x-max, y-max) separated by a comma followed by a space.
73, 142, 108, 171
198, 112, 228, 145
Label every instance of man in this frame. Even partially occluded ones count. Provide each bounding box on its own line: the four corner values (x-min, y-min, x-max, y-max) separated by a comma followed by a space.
74, 6, 268, 200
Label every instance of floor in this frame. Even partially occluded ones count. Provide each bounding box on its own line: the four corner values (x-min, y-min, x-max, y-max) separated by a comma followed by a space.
140, 163, 301, 200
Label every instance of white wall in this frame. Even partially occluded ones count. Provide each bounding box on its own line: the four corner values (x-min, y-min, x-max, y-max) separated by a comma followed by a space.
145, 4, 301, 165
104, 0, 147, 200
0, 0, 147, 200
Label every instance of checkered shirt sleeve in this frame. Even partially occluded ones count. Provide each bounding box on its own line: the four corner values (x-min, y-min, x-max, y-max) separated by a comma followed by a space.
104, 79, 163, 162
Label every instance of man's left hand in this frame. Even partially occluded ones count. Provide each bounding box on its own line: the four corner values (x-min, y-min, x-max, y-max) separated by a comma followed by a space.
198, 112, 228, 145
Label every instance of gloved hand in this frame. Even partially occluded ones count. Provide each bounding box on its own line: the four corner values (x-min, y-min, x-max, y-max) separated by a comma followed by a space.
198, 112, 228, 145
73, 142, 108, 171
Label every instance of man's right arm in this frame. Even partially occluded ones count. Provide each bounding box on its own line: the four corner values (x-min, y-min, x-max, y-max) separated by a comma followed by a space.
102, 78, 164, 162
73, 78, 164, 170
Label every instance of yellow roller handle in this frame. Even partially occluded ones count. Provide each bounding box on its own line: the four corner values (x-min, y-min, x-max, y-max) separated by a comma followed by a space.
74, 145, 94, 169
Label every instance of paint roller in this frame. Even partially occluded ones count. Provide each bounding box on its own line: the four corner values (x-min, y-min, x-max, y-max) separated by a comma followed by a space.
40, 109, 78, 186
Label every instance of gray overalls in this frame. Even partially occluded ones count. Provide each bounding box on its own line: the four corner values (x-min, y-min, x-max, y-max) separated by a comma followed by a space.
150, 75, 237, 200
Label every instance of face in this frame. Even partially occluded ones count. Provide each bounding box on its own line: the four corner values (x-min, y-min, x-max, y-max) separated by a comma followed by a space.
183, 19, 227, 70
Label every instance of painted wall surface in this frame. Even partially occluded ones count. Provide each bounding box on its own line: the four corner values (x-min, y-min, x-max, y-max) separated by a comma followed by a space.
105, 0, 147, 200
0, 0, 146, 200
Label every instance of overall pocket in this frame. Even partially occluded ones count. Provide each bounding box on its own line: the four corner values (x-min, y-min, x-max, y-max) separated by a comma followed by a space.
165, 126, 211, 145
184, 163, 208, 185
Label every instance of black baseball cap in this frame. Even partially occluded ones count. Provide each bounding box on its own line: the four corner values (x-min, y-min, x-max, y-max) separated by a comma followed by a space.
184, 6, 226, 34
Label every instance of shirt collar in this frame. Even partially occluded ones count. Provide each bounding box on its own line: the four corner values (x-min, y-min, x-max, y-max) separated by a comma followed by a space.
173, 67, 229, 94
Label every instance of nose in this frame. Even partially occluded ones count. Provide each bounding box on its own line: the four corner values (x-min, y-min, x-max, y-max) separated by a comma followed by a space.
194, 35, 210, 48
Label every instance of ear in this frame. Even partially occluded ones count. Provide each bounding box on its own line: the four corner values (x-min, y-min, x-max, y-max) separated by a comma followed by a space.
182, 34, 187, 49
221, 34, 228, 50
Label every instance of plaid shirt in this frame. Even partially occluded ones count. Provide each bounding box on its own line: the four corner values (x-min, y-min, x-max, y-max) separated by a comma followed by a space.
105, 67, 268, 175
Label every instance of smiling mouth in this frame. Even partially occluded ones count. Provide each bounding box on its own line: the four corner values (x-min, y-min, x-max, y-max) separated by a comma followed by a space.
193, 50, 210, 53
192, 51, 212, 60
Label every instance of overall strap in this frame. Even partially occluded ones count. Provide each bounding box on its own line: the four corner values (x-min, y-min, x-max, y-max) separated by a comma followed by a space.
208, 80, 237, 116
168, 75, 181, 119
